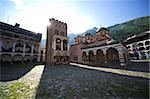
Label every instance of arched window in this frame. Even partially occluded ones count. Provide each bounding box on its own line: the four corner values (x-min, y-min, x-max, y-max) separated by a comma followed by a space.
15, 40, 24, 53
145, 41, 150, 45
26, 43, 31, 53
146, 46, 150, 50
2, 38, 13, 52
55, 30, 59, 35
1, 54, 12, 63
63, 40, 67, 50
127, 46, 130, 49
139, 47, 145, 51
61, 31, 64, 36
56, 38, 61, 50
138, 43, 143, 46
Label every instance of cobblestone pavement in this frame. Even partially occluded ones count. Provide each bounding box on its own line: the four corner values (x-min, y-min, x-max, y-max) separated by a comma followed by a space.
36, 64, 149, 98
0, 64, 149, 99
70, 63, 150, 79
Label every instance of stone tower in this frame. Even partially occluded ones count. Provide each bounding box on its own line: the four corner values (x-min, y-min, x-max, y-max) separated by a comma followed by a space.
45, 18, 69, 64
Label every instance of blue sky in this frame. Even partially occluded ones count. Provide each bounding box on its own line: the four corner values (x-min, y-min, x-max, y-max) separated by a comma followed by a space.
0, 0, 149, 39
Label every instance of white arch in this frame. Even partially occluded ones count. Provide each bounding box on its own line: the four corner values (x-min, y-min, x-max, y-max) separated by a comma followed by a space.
1, 54, 12, 62
24, 55, 32, 61
13, 54, 23, 61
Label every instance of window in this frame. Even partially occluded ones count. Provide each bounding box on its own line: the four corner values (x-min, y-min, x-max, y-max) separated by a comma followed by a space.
139, 47, 145, 51
129, 53, 134, 57
145, 41, 150, 45
146, 46, 150, 50
55, 30, 59, 35
127, 46, 130, 48
138, 43, 143, 46
63, 40, 67, 50
41, 50, 43, 54
74, 56, 78, 60
56, 38, 61, 50
61, 32, 64, 36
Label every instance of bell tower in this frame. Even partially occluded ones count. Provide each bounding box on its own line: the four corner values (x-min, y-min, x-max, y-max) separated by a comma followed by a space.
45, 18, 69, 64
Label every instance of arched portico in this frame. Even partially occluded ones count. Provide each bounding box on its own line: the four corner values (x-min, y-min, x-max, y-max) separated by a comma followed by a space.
89, 50, 94, 62
24, 55, 32, 63
2, 38, 13, 52
15, 40, 24, 52
1, 54, 12, 63
33, 55, 38, 62
96, 49, 105, 63
82, 51, 87, 61
13, 54, 23, 63
106, 48, 119, 64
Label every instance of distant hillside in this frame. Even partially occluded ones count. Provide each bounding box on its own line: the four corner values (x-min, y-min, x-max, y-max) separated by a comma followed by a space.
81, 27, 98, 36
68, 33, 77, 46
108, 16, 149, 41
40, 39, 46, 48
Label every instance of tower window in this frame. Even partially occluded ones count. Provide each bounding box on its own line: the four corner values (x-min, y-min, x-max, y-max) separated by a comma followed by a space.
56, 38, 61, 50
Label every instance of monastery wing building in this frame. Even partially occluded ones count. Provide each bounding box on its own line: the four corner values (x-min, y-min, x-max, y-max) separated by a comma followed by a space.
70, 27, 129, 66
124, 31, 150, 60
0, 22, 42, 64
46, 18, 69, 64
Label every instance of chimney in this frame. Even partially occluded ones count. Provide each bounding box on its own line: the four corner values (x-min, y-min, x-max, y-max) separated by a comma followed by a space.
15, 23, 20, 27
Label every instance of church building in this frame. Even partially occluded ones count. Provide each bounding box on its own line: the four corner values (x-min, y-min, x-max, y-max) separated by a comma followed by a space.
70, 27, 129, 66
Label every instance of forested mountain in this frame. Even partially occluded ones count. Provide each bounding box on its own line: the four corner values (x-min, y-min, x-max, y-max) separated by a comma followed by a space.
108, 16, 149, 41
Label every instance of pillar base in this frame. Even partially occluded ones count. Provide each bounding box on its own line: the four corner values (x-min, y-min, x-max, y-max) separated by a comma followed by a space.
120, 63, 126, 66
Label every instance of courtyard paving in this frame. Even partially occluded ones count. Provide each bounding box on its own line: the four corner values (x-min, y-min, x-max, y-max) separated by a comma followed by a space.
0, 63, 149, 98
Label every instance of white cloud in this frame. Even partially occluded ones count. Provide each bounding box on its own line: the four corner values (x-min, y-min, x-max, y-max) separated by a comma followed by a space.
9, 0, 24, 9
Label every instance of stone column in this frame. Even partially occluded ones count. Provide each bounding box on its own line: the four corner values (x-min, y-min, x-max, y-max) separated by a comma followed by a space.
85, 51, 88, 62
31, 45, 34, 53
138, 51, 141, 59
118, 48, 126, 66
102, 49, 107, 63
93, 50, 97, 62
61, 40, 63, 51
0, 40, 2, 52
12, 42, 16, 52
145, 52, 149, 59
53, 39, 56, 50
23, 43, 26, 53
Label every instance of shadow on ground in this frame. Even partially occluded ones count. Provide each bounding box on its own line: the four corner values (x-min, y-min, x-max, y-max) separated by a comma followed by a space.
35, 64, 149, 98
0, 63, 42, 82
